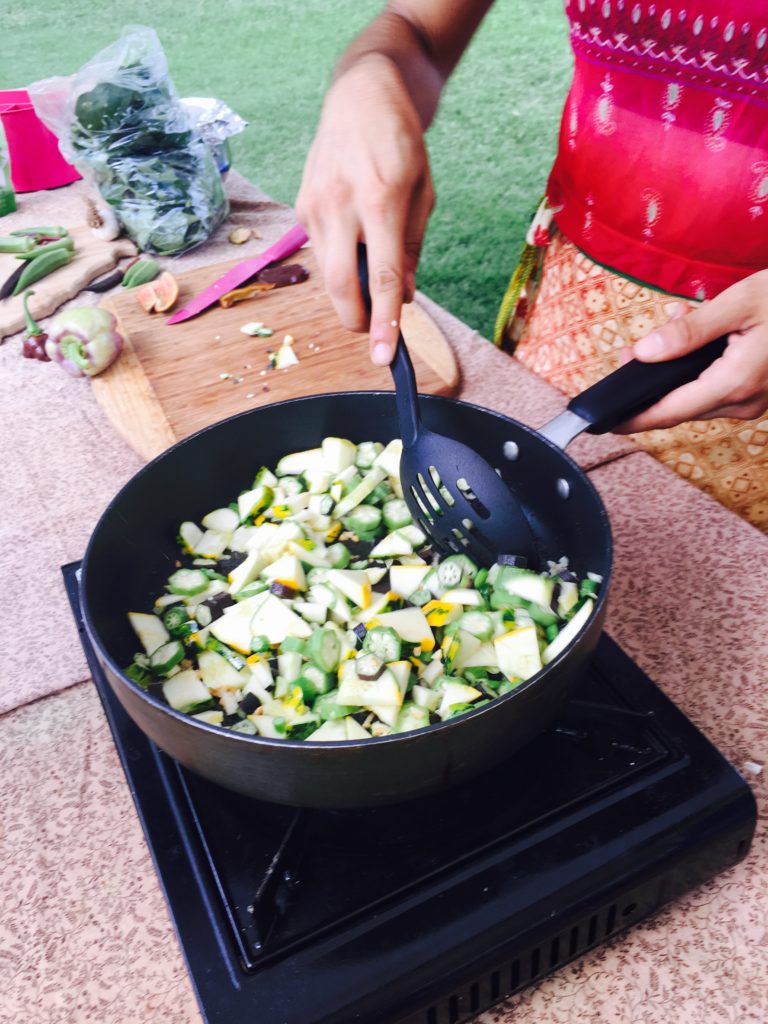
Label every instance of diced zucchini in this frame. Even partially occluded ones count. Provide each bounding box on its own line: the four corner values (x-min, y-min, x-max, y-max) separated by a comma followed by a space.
248, 593, 313, 645
261, 553, 307, 592
456, 611, 493, 639
557, 580, 580, 618
422, 600, 463, 628
253, 466, 278, 488
162, 670, 210, 712
369, 530, 414, 558
355, 441, 384, 469
128, 612, 170, 655
494, 625, 543, 682
542, 599, 595, 664
238, 484, 273, 521
276, 447, 323, 476
193, 529, 231, 559
373, 439, 403, 478
192, 710, 224, 725
252, 715, 284, 738
441, 588, 486, 607
337, 666, 403, 708
178, 521, 204, 553
412, 683, 441, 711
229, 551, 269, 595
202, 507, 239, 533
394, 702, 430, 732
495, 567, 555, 607
333, 467, 387, 518
438, 681, 482, 720
278, 651, 304, 683
448, 630, 484, 673
373, 608, 434, 646
327, 569, 372, 610
344, 716, 372, 740
293, 599, 328, 624
306, 719, 348, 742
459, 641, 499, 671
198, 647, 243, 688
388, 660, 412, 697
389, 564, 431, 599
321, 436, 358, 473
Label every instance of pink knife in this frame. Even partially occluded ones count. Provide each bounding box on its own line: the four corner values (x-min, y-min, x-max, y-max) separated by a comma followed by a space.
166, 223, 309, 324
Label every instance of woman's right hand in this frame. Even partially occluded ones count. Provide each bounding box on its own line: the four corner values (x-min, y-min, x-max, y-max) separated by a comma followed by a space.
296, 53, 435, 366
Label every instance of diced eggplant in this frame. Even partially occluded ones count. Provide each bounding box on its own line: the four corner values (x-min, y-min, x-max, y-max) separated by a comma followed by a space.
198, 592, 235, 623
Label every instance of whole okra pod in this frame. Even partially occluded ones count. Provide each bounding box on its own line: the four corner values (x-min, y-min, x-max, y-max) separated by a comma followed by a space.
12, 248, 73, 295
14, 237, 75, 261
122, 258, 161, 288
10, 225, 69, 239
0, 235, 35, 255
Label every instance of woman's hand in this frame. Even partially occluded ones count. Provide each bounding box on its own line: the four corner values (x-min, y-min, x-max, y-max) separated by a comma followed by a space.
296, 2, 494, 365
296, 54, 435, 366
616, 269, 768, 431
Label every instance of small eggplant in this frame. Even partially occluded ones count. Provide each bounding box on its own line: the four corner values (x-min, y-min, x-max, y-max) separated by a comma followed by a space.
85, 269, 125, 293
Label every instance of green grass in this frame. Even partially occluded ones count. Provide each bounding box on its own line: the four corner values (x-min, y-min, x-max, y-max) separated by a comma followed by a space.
3, 1, 571, 337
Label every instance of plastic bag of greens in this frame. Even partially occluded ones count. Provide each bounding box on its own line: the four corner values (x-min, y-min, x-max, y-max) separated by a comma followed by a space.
29, 26, 229, 255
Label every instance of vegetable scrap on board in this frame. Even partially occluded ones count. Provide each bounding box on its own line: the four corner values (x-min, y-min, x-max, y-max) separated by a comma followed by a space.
219, 263, 309, 309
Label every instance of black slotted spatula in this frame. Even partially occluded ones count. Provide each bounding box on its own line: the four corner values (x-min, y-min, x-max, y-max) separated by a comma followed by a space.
357, 245, 538, 566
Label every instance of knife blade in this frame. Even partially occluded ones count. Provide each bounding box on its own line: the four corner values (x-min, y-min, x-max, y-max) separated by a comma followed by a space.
166, 223, 309, 325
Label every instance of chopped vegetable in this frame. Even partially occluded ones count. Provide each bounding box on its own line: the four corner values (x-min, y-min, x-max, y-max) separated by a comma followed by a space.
228, 227, 252, 245
125, 437, 601, 741
271, 335, 300, 370
240, 321, 274, 337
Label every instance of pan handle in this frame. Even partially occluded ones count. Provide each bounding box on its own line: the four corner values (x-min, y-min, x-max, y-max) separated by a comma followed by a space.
568, 334, 728, 434
356, 244, 421, 448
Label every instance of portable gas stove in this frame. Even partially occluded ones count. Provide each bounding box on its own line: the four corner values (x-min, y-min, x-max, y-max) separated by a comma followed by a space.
64, 563, 756, 1024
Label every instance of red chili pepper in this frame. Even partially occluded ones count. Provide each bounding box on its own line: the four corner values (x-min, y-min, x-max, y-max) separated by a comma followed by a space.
21, 290, 50, 362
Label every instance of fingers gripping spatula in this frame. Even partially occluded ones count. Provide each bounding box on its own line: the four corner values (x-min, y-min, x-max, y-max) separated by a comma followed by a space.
357, 246, 539, 567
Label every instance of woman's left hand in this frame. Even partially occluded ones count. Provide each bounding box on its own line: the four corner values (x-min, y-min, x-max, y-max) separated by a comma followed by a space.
616, 268, 768, 432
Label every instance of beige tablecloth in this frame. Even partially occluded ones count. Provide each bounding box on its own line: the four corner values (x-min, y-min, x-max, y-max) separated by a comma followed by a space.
1, 174, 766, 1024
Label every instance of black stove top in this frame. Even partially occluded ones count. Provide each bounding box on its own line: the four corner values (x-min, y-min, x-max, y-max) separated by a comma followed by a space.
64, 563, 756, 1024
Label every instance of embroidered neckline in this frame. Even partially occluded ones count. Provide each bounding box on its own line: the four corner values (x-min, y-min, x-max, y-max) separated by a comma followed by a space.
567, 2, 768, 91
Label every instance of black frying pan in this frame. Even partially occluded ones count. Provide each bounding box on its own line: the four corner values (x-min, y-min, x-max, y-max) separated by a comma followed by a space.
81, 336, 725, 808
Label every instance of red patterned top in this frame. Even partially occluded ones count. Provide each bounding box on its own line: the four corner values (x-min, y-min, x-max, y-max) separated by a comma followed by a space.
547, 0, 768, 299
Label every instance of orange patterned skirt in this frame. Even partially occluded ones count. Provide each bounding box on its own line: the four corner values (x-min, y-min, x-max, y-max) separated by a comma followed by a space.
502, 231, 768, 534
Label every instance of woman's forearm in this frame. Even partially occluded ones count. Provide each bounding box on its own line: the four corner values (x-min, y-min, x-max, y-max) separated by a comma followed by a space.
333, 1, 496, 128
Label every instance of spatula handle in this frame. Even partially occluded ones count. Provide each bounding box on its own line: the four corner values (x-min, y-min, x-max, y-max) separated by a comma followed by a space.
356, 245, 421, 447
568, 335, 728, 434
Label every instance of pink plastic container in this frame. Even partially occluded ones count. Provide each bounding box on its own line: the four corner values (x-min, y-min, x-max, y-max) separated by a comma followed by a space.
0, 89, 80, 192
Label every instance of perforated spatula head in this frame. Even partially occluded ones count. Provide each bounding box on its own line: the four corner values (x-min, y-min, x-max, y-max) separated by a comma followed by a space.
357, 246, 538, 567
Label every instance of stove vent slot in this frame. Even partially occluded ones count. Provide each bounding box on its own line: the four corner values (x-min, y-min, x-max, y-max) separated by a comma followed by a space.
415, 901, 625, 1024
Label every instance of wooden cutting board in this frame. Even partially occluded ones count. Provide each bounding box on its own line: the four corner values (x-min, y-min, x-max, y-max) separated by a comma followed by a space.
93, 247, 460, 460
